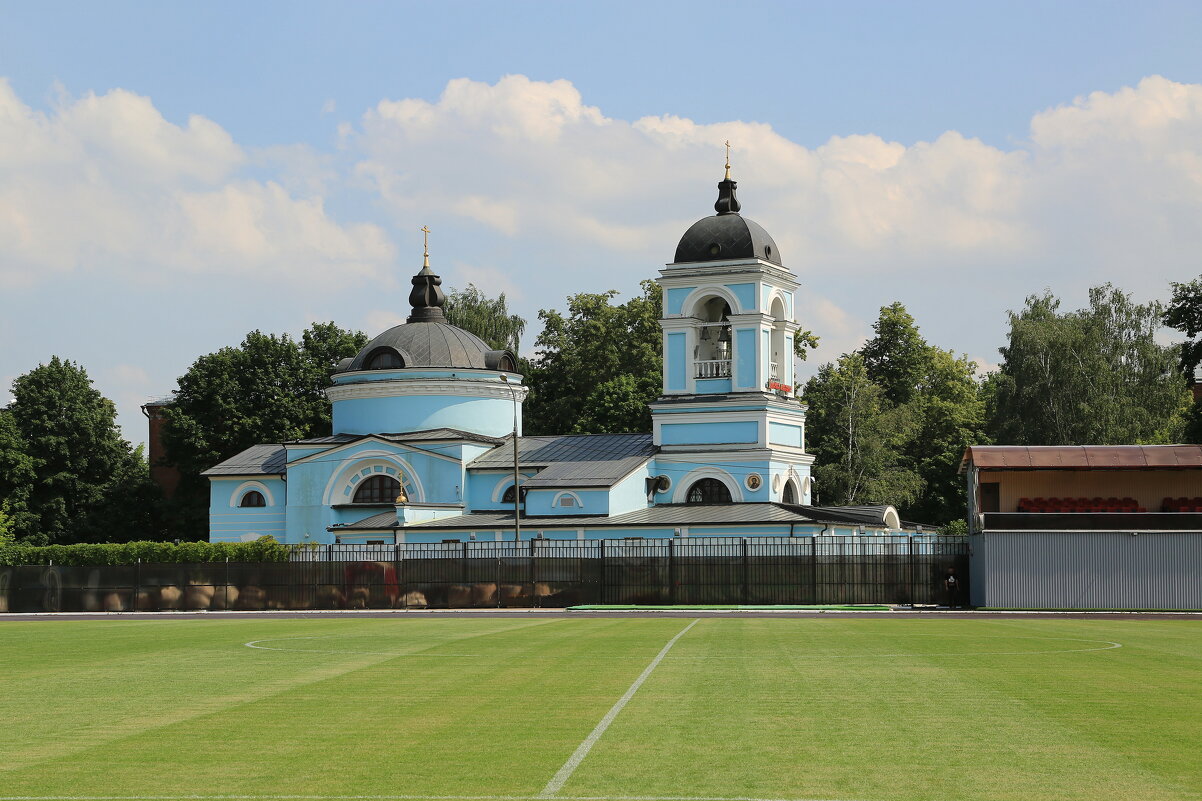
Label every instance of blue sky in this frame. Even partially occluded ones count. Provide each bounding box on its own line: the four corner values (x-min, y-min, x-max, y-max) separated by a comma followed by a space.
2, 0, 1202, 446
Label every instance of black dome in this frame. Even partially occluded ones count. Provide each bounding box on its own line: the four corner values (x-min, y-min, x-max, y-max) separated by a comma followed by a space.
674, 214, 782, 266
343, 322, 513, 372
673, 176, 782, 266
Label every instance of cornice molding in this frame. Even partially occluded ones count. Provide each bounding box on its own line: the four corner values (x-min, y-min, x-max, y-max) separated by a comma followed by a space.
327, 379, 529, 403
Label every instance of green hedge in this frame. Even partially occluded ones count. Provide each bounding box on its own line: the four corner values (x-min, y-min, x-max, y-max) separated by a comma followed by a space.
0, 536, 291, 566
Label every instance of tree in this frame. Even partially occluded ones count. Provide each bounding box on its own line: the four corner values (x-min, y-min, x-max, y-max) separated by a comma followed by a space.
3, 358, 159, 544
861, 302, 929, 405
444, 284, 526, 353
525, 281, 663, 435
802, 353, 922, 508
162, 323, 368, 539
1163, 276, 1202, 442
988, 285, 1188, 445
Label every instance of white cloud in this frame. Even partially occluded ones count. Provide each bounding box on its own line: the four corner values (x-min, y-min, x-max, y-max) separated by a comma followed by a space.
349, 73, 1202, 315
0, 80, 394, 288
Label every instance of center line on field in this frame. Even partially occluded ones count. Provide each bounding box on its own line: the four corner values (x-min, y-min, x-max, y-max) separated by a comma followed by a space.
539, 619, 701, 798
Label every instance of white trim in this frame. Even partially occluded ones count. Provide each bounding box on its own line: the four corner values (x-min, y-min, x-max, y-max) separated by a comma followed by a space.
884, 506, 902, 530
326, 379, 529, 403
490, 471, 536, 504
671, 466, 745, 503
229, 480, 277, 508
551, 491, 584, 509
678, 284, 744, 317
288, 435, 462, 466
320, 451, 425, 506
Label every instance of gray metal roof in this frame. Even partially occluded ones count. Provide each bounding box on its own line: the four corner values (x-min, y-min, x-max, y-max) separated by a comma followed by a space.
288, 428, 504, 447
202, 444, 287, 476
333, 511, 398, 531
342, 322, 506, 372
397, 503, 900, 531
470, 433, 655, 488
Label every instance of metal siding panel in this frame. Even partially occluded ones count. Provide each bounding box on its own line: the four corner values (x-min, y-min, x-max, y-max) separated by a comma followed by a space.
975, 531, 1202, 609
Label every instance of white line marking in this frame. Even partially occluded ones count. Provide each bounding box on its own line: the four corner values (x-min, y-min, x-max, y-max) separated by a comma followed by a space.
539, 619, 701, 798
0, 795, 854, 801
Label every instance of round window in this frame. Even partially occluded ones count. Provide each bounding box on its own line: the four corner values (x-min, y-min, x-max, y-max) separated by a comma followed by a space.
708, 243, 722, 256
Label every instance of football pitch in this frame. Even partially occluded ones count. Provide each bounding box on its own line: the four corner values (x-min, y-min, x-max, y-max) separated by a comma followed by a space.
1, 615, 1199, 801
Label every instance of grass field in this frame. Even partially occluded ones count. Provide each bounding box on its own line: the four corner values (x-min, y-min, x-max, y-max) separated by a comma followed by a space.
1, 615, 1199, 801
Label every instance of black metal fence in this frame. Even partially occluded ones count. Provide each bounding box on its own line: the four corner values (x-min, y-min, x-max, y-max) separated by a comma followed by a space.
0, 536, 968, 613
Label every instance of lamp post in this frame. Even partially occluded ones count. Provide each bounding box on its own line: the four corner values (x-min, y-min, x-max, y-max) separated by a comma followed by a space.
499, 373, 521, 542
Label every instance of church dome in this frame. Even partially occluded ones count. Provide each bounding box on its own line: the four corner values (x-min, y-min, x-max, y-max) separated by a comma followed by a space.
346, 322, 512, 371
337, 233, 516, 374
673, 175, 782, 266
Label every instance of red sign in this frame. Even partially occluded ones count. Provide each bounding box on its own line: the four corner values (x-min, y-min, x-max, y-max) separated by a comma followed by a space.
767, 380, 793, 394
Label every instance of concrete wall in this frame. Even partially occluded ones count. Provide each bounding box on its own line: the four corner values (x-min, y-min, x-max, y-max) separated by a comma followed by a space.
970, 530, 1202, 609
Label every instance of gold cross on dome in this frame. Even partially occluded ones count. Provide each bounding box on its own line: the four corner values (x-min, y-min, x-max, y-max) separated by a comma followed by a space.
420, 225, 431, 266
724, 140, 732, 179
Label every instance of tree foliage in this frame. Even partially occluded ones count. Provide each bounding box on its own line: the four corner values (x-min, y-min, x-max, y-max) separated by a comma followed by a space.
1, 358, 158, 545
162, 323, 368, 539
525, 281, 663, 435
1163, 276, 1202, 442
444, 284, 526, 353
987, 285, 1188, 445
803, 304, 987, 524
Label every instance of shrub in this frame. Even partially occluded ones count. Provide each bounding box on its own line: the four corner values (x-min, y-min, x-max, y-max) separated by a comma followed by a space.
0, 536, 290, 566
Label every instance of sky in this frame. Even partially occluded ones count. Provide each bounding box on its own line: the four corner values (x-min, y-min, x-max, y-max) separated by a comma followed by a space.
2, 0, 1202, 447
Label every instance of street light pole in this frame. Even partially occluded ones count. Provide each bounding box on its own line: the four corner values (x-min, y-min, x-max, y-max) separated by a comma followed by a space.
500, 374, 521, 542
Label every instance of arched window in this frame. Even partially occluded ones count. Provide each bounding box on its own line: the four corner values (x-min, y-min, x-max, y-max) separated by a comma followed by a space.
686, 478, 732, 505
499, 354, 516, 372
366, 349, 404, 370
501, 485, 516, 504
239, 490, 266, 508
781, 481, 796, 505
353, 475, 401, 504
695, 297, 733, 378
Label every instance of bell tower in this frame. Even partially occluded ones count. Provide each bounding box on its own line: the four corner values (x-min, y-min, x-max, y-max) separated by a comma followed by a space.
649, 152, 813, 506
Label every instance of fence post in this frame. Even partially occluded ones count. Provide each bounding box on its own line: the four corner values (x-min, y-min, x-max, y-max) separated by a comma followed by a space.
810, 536, 818, 604
668, 537, 676, 606
529, 537, 537, 609
908, 536, 916, 607
135, 558, 141, 613
741, 537, 749, 605
224, 557, 229, 611
599, 538, 607, 605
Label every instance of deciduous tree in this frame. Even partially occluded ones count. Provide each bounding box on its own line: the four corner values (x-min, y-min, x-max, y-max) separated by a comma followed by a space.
988, 285, 1187, 445
525, 281, 662, 435
444, 284, 526, 353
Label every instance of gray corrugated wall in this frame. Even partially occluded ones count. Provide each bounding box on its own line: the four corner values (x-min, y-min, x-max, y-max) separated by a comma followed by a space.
971, 531, 1202, 609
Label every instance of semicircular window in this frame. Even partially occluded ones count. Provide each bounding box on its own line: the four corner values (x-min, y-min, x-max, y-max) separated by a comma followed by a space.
353, 475, 401, 504
686, 478, 732, 504
366, 349, 405, 370
239, 490, 266, 508
499, 354, 516, 373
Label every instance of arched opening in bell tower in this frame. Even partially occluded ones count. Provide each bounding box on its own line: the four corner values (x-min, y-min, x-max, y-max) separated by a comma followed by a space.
769, 296, 787, 384
694, 296, 733, 379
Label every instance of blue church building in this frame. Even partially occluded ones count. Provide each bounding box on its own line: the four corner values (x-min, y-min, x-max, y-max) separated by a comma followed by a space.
205, 169, 906, 543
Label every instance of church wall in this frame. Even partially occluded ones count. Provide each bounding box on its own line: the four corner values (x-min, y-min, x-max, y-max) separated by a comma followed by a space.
735, 329, 757, 388
665, 287, 691, 316
332, 395, 516, 438
666, 333, 687, 391
660, 420, 758, 446
611, 466, 656, 516
523, 488, 609, 516
208, 477, 287, 542
769, 422, 804, 448
725, 282, 757, 311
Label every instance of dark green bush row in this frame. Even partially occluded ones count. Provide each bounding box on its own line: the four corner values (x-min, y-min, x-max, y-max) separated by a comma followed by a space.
0, 536, 291, 566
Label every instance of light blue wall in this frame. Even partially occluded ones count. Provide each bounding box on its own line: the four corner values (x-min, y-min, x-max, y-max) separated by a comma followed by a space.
769, 422, 804, 448
695, 378, 731, 394
726, 283, 756, 312
660, 421, 758, 446
665, 287, 691, 316
523, 488, 609, 516
283, 439, 466, 543
610, 465, 655, 515
465, 469, 537, 511
667, 332, 686, 391
208, 477, 287, 542
735, 328, 757, 387
333, 394, 518, 438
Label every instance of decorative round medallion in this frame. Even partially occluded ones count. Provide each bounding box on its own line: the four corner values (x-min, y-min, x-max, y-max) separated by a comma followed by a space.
745, 473, 763, 491
772, 474, 781, 492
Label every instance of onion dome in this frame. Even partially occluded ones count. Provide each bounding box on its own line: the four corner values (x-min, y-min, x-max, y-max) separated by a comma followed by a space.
338, 227, 516, 373
674, 166, 782, 266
